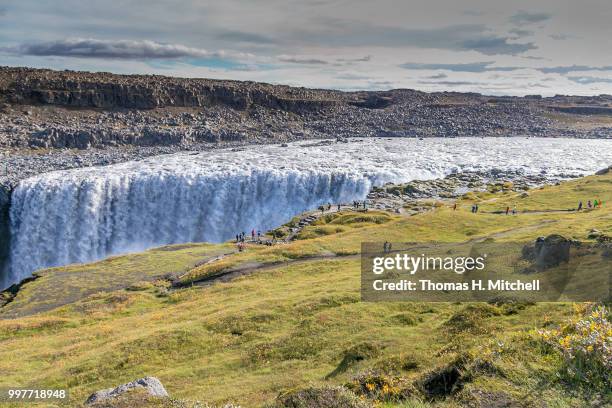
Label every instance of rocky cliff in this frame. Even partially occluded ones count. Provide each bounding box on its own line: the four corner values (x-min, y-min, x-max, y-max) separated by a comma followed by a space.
0, 66, 344, 112
2, 67, 611, 151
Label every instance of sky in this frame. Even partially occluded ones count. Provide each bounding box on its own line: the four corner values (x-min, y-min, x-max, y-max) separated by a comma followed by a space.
1, 0, 611, 96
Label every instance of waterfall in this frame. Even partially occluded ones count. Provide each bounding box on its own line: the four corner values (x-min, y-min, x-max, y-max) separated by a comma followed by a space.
4, 168, 384, 288
2, 136, 612, 289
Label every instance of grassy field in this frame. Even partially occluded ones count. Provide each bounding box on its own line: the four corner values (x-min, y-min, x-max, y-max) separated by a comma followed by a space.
0, 172, 610, 407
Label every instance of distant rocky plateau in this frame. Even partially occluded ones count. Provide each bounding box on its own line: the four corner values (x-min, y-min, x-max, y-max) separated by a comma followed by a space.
1, 66, 611, 188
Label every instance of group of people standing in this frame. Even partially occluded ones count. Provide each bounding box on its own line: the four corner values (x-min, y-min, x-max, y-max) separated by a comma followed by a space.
235, 229, 262, 243
352, 200, 368, 210
577, 199, 603, 210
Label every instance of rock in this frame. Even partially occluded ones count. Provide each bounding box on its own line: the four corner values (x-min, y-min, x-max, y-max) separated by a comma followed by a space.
520, 192, 530, 198
534, 234, 571, 270
85, 376, 168, 405
587, 229, 602, 239
595, 165, 611, 175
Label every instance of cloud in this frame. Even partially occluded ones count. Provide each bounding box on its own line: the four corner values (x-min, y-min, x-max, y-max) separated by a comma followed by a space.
10, 38, 252, 60
425, 73, 448, 79
509, 10, 551, 26
457, 36, 535, 55
336, 55, 371, 63
538, 65, 612, 74
215, 31, 278, 45
278, 55, 328, 64
509, 28, 533, 38
418, 80, 480, 86
401, 61, 521, 73
549, 34, 570, 41
335, 73, 372, 80
567, 76, 612, 85
294, 20, 536, 55
463, 10, 484, 17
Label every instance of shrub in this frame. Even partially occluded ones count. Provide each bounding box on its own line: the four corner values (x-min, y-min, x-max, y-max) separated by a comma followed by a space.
537, 304, 611, 389
346, 370, 412, 403
389, 312, 422, 326
443, 304, 500, 334
374, 354, 419, 373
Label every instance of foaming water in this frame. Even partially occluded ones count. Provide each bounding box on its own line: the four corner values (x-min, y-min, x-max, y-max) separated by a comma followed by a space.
3, 137, 612, 288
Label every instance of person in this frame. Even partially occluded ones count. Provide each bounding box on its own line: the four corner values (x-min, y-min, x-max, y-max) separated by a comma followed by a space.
588, 200, 592, 209
475, 204, 479, 213
327, 203, 331, 211
512, 207, 516, 215
505, 206, 510, 215
594, 199, 599, 208
383, 241, 389, 253
453, 203, 457, 211
578, 201, 583, 211
363, 200, 367, 209
337, 203, 341, 211
471, 204, 475, 213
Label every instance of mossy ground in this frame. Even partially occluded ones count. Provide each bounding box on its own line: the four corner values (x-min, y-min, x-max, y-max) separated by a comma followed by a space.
0, 173, 610, 407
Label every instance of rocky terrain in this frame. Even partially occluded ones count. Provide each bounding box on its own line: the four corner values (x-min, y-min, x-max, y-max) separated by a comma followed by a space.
365, 169, 568, 213
1, 66, 612, 191
2, 66, 612, 151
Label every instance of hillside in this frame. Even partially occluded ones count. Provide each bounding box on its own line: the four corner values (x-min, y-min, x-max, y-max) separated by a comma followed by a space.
0, 169, 610, 407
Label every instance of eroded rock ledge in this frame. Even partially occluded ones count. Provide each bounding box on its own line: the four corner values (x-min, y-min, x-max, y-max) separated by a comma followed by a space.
1, 66, 611, 152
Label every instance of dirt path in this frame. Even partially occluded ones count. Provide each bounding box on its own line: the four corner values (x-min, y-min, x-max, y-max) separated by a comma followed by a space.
176, 252, 360, 289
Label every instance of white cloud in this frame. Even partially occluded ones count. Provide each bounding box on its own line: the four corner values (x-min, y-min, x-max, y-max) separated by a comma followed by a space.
9, 38, 254, 61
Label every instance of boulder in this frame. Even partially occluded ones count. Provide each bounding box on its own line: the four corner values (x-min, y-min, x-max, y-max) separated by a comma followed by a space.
534, 234, 571, 270
595, 165, 611, 175
85, 376, 168, 405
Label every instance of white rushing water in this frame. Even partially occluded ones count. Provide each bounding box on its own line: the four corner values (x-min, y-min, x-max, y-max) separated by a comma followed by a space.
3, 137, 612, 288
